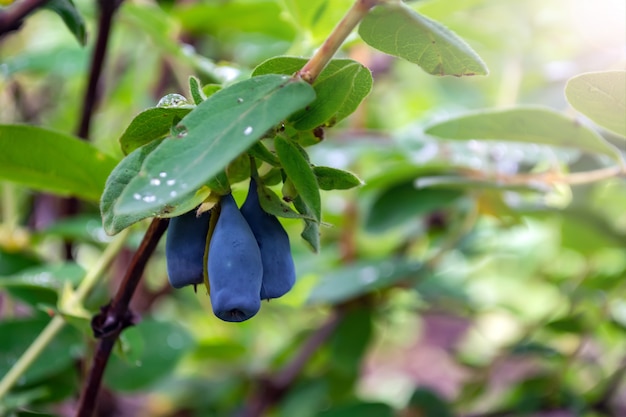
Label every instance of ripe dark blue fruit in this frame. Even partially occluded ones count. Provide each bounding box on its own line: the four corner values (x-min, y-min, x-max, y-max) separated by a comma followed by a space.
208, 193, 263, 322
241, 179, 296, 300
165, 208, 211, 289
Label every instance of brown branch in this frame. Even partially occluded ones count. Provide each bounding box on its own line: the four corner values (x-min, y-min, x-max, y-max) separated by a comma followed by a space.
241, 309, 345, 417
0, 0, 49, 37
76, 0, 123, 140
75, 218, 169, 417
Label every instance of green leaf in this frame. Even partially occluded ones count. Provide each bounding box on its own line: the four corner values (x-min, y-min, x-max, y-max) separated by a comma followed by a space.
188, 76, 206, 105
425, 107, 623, 162
101, 140, 211, 235
358, 2, 487, 76
307, 259, 422, 305
365, 181, 463, 233
565, 71, 626, 138
113, 75, 315, 220
45, 0, 87, 46
313, 166, 362, 190
275, 136, 321, 221
249, 141, 280, 166
256, 182, 313, 220
0, 125, 117, 202
408, 388, 454, 417
0, 318, 83, 386
330, 308, 372, 375
316, 402, 395, 417
294, 196, 320, 252
253, 57, 373, 130
104, 319, 194, 391
119, 107, 192, 155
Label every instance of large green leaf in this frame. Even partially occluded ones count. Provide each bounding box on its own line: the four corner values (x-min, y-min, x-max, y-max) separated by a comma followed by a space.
0, 125, 117, 202
425, 107, 623, 161
119, 107, 192, 155
254, 57, 373, 130
358, 2, 487, 76
112, 75, 315, 221
565, 71, 626, 138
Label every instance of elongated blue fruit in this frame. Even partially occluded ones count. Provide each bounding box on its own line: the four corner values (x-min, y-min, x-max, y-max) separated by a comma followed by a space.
208, 193, 263, 322
165, 208, 211, 289
241, 179, 296, 300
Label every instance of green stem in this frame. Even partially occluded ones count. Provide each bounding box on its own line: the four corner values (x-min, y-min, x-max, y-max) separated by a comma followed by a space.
298, 0, 380, 83
0, 229, 129, 399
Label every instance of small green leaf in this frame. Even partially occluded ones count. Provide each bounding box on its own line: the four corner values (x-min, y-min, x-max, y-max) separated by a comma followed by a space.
425, 107, 623, 162
307, 259, 422, 305
408, 388, 455, 417
0, 125, 117, 202
248, 141, 280, 166
45, 0, 87, 46
188, 75, 206, 105
294, 196, 320, 252
330, 308, 372, 375
114, 75, 315, 219
565, 70, 626, 138
253, 57, 373, 130
256, 182, 313, 220
119, 107, 191, 155
358, 2, 487, 76
275, 136, 321, 221
313, 166, 362, 190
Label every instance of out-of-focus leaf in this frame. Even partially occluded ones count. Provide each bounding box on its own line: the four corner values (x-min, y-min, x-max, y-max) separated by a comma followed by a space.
425, 107, 623, 162
104, 319, 194, 391
1, 47, 88, 76
407, 388, 454, 417
37, 214, 111, 244
45, 0, 87, 45
113, 75, 315, 221
0, 125, 117, 202
313, 166, 362, 190
308, 259, 422, 305
365, 180, 463, 233
0, 318, 83, 386
316, 402, 395, 417
119, 107, 191, 155
358, 2, 487, 76
330, 308, 372, 375
565, 71, 626, 138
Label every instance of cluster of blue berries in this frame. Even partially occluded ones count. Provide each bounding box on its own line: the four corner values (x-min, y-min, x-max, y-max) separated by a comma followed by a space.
165, 178, 295, 322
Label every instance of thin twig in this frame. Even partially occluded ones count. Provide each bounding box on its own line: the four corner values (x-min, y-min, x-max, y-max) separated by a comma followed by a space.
76, 0, 123, 140
297, 0, 379, 83
75, 218, 169, 417
0, 0, 49, 37
241, 309, 345, 417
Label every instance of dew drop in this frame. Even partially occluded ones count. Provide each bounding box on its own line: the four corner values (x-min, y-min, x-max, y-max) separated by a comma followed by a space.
159, 172, 167, 178
244, 126, 253, 135
170, 191, 178, 198
133, 193, 142, 200
237, 97, 244, 104
142, 195, 157, 203
156, 93, 189, 108
166, 179, 176, 186
150, 178, 161, 186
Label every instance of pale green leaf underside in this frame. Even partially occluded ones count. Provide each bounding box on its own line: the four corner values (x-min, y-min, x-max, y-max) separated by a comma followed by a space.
358, 2, 487, 77
425, 107, 622, 162
565, 71, 626, 138
114, 75, 315, 218
0, 125, 117, 202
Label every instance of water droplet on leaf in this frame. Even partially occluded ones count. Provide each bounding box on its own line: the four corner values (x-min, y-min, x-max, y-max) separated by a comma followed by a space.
157, 93, 189, 108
